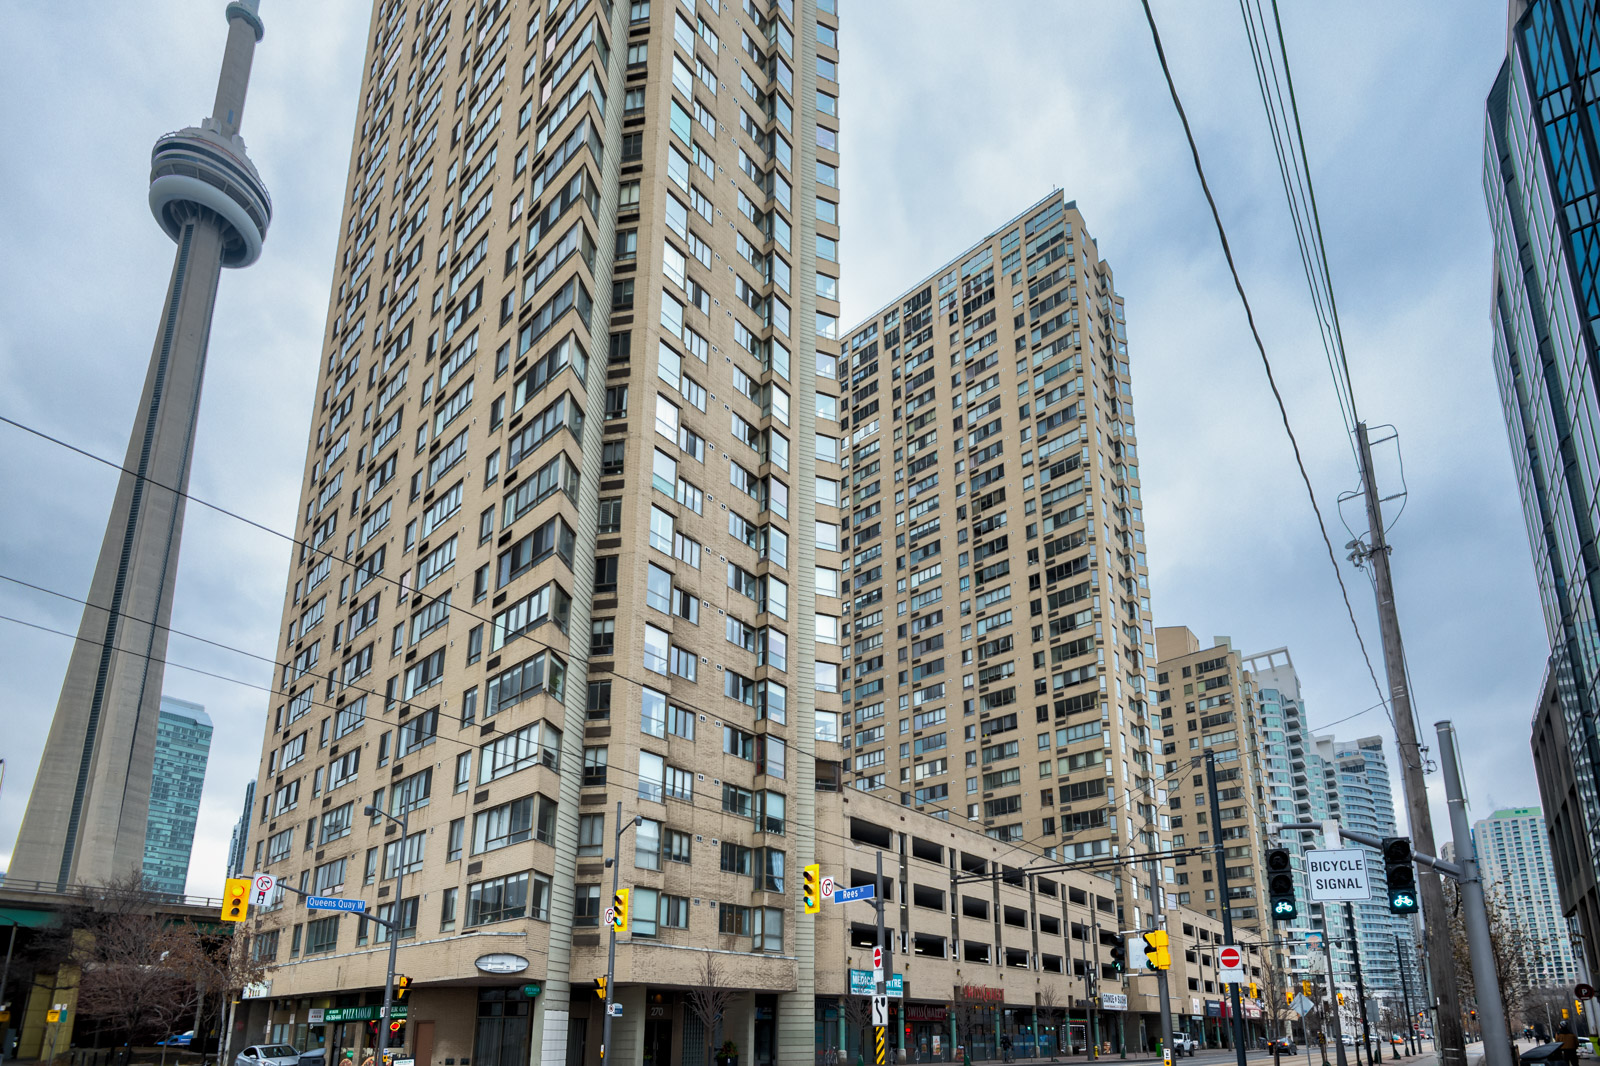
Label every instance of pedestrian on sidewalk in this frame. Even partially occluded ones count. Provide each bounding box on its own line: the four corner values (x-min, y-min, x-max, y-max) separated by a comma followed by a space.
1558, 1021, 1579, 1066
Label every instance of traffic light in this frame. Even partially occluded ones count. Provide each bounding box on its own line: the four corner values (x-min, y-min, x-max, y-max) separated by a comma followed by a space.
394, 976, 410, 1002
594, 977, 607, 999
1249, 983, 1259, 1000
1337, 993, 1346, 1006
612, 888, 630, 932
1286, 991, 1295, 1006
1109, 938, 1127, 972
221, 878, 251, 922
1382, 837, 1419, 914
1266, 848, 1296, 921
1302, 980, 1313, 996
803, 864, 822, 915
1142, 930, 1170, 970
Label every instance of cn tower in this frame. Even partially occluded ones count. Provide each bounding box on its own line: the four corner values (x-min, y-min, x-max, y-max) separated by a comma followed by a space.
10, 1, 272, 889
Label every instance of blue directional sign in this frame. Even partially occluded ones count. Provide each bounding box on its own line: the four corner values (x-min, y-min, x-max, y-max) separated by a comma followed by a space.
832, 884, 875, 903
307, 895, 367, 913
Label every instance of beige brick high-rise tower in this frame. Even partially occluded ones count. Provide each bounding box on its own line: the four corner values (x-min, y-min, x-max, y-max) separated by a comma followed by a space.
239, 0, 841, 1062
1153, 629, 1270, 936
833, 193, 1167, 929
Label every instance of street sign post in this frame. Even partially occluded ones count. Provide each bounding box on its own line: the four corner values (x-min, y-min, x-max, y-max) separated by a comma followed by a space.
1218, 945, 1247, 985
821, 876, 836, 899
306, 895, 367, 913
252, 874, 277, 902
833, 884, 875, 904
872, 996, 889, 1027
1305, 849, 1373, 903
1293, 995, 1315, 1017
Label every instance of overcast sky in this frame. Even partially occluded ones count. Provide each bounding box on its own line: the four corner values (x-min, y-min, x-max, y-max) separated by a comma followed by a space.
0, 1, 1529, 896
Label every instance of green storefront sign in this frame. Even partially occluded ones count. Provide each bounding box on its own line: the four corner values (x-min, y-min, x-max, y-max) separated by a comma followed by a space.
321, 1006, 410, 1023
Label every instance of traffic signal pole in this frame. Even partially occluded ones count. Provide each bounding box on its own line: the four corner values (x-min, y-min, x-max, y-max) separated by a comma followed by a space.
1396, 935, 1416, 1057
1343, 904, 1373, 1066
1205, 751, 1249, 1066
1437, 722, 1513, 1066
602, 802, 640, 1062
1318, 934, 1348, 1066
1353, 422, 1466, 1066
1147, 859, 1174, 1062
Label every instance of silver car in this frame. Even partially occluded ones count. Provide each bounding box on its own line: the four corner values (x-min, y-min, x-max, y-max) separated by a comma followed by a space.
237, 1045, 301, 1066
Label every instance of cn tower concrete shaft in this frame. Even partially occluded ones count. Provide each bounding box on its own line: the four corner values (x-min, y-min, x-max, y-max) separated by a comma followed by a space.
10, 1, 271, 890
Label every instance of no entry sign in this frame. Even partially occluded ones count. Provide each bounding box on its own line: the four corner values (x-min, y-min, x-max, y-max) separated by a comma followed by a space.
1218, 945, 1246, 984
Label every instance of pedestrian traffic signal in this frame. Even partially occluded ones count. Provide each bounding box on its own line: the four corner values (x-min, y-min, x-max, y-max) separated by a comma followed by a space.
395, 976, 410, 1002
803, 864, 822, 915
594, 977, 607, 999
221, 878, 251, 922
1266, 848, 1296, 921
1142, 930, 1170, 970
613, 888, 630, 931
1382, 837, 1418, 914
1109, 938, 1127, 972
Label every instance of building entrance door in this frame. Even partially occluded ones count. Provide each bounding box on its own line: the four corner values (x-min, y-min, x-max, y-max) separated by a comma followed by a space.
643, 1018, 672, 1066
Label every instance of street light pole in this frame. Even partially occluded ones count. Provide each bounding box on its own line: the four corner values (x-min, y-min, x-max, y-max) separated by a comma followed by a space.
365, 803, 410, 1064
602, 802, 641, 1063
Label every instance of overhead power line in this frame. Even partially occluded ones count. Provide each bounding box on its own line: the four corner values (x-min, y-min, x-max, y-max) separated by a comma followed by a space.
1136, 0, 1388, 714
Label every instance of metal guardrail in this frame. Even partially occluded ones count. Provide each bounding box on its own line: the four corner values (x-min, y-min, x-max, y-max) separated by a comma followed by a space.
0, 877, 225, 911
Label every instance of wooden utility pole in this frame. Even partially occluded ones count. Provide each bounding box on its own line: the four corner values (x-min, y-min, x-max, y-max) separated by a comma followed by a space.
1353, 422, 1465, 1066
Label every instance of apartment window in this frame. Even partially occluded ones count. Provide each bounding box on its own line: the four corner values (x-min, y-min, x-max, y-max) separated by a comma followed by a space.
467, 871, 534, 927
448, 818, 465, 862
635, 818, 662, 870
591, 617, 616, 656
579, 813, 605, 857
583, 746, 608, 786
575, 884, 601, 926
612, 279, 635, 310
440, 887, 458, 932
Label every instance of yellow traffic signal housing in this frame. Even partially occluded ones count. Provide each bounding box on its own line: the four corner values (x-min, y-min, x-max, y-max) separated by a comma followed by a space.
1141, 930, 1170, 970
1249, 983, 1259, 1000
395, 976, 410, 1002
221, 878, 251, 922
1337, 993, 1346, 1006
612, 889, 630, 932
1302, 980, 1313, 996
594, 977, 607, 999
1286, 990, 1294, 1006
803, 864, 822, 915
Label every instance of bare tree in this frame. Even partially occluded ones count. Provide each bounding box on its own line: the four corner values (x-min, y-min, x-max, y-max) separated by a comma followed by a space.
685, 953, 739, 1066
1039, 986, 1066, 1059
1444, 879, 1539, 1041
842, 995, 873, 1064
32, 874, 268, 1057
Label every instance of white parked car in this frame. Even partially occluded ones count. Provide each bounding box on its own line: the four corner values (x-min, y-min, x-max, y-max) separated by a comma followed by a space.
237, 1045, 301, 1066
